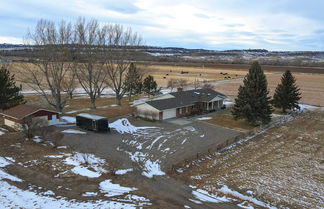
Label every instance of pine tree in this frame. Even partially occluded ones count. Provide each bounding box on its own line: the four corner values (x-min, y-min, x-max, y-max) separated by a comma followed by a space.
273, 70, 301, 113
0, 66, 25, 110
232, 61, 272, 125
142, 75, 158, 96
124, 63, 143, 100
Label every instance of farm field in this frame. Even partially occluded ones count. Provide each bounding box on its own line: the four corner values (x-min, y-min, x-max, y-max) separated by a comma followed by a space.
171, 110, 324, 209
138, 64, 324, 106
7, 62, 324, 106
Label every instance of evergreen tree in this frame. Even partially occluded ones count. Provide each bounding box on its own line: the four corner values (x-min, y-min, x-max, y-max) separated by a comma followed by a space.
124, 63, 143, 100
273, 70, 301, 113
232, 61, 272, 125
142, 75, 158, 96
0, 66, 25, 110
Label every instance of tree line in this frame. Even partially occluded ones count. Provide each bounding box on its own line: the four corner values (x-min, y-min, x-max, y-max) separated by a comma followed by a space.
16, 18, 159, 112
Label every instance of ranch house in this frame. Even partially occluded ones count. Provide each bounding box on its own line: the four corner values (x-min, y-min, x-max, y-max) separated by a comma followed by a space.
134, 88, 226, 120
0, 104, 60, 129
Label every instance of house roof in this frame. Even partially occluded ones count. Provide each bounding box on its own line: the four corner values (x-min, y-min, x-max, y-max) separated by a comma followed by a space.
146, 88, 226, 111
77, 113, 107, 120
1, 104, 57, 120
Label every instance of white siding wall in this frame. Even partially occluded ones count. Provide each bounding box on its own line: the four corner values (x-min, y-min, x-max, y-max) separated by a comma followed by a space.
135, 103, 160, 120
162, 109, 176, 119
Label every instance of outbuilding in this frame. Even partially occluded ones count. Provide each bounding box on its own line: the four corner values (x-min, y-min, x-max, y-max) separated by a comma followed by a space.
0, 104, 60, 129
76, 113, 109, 132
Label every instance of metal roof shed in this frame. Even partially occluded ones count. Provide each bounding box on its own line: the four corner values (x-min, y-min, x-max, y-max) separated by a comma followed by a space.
76, 113, 109, 132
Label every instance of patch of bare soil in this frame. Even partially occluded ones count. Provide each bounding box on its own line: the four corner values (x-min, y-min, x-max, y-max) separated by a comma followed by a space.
171, 110, 324, 209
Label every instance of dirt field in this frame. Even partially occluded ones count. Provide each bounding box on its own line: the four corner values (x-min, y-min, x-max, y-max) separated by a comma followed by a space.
171, 110, 324, 209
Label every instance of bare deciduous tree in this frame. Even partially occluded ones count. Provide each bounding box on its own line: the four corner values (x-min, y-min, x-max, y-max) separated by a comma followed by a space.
73, 18, 107, 109
177, 79, 188, 88
167, 78, 177, 92
193, 78, 201, 89
103, 25, 142, 105
202, 83, 215, 89
23, 19, 75, 112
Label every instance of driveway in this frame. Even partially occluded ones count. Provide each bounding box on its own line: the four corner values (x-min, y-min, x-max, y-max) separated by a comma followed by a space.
59, 117, 242, 208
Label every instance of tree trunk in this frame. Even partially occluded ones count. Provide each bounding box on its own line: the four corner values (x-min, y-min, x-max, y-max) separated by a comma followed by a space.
115, 96, 122, 106
90, 98, 96, 109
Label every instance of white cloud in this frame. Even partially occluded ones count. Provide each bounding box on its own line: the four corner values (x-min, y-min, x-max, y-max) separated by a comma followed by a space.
0, 0, 323, 50
0, 36, 23, 44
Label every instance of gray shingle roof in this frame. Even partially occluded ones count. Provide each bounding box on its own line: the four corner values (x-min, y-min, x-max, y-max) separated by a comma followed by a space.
146, 88, 226, 111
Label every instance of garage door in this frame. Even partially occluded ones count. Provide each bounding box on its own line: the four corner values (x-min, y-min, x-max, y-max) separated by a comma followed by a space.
163, 109, 176, 119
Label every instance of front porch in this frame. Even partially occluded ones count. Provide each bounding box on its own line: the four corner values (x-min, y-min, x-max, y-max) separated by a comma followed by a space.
175, 100, 224, 118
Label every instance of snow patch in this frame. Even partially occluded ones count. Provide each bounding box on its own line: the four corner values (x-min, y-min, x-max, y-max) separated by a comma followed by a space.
32, 136, 43, 143
0, 157, 11, 168
99, 179, 137, 197
196, 117, 212, 121
115, 168, 133, 175
192, 189, 230, 203
298, 104, 319, 111
63, 153, 107, 178
110, 118, 157, 134
62, 129, 86, 134
60, 116, 76, 124
0, 180, 147, 208
142, 159, 165, 178
218, 185, 276, 209
82, 192, 98, 197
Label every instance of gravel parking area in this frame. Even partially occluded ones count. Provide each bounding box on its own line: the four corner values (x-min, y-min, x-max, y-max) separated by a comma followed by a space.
60, 117, 241, 172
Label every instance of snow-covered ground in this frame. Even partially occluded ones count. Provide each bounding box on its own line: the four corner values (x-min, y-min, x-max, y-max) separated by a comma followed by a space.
63, 153, 107, 178
0, 154, 151, 208
100, 180, 137, 197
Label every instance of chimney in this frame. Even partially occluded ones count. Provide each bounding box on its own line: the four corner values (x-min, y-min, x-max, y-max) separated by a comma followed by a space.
177, 87, 183, 92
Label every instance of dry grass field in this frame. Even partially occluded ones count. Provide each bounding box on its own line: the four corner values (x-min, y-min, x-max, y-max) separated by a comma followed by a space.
172, 110, 324, 209
139, 64, 324, 106
7, 62, 324, 107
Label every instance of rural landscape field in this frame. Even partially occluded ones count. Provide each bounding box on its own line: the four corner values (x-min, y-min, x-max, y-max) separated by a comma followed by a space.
1, 1, 324, 209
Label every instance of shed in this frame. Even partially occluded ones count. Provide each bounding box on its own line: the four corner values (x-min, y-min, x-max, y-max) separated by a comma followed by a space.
76, 113, 109, 132
0, 104, 60, 129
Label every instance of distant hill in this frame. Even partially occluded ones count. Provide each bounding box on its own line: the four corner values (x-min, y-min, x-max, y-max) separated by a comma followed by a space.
1, 44, 324, 67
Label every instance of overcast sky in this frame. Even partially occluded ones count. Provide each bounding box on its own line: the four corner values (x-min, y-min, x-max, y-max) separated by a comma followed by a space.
1, 0, 323, 51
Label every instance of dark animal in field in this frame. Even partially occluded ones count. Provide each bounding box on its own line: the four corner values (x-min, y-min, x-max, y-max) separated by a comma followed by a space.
199, 73, 201, 76
181, 71, 189, 74
166, 74, 169, 76
163, 77, 166, 79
